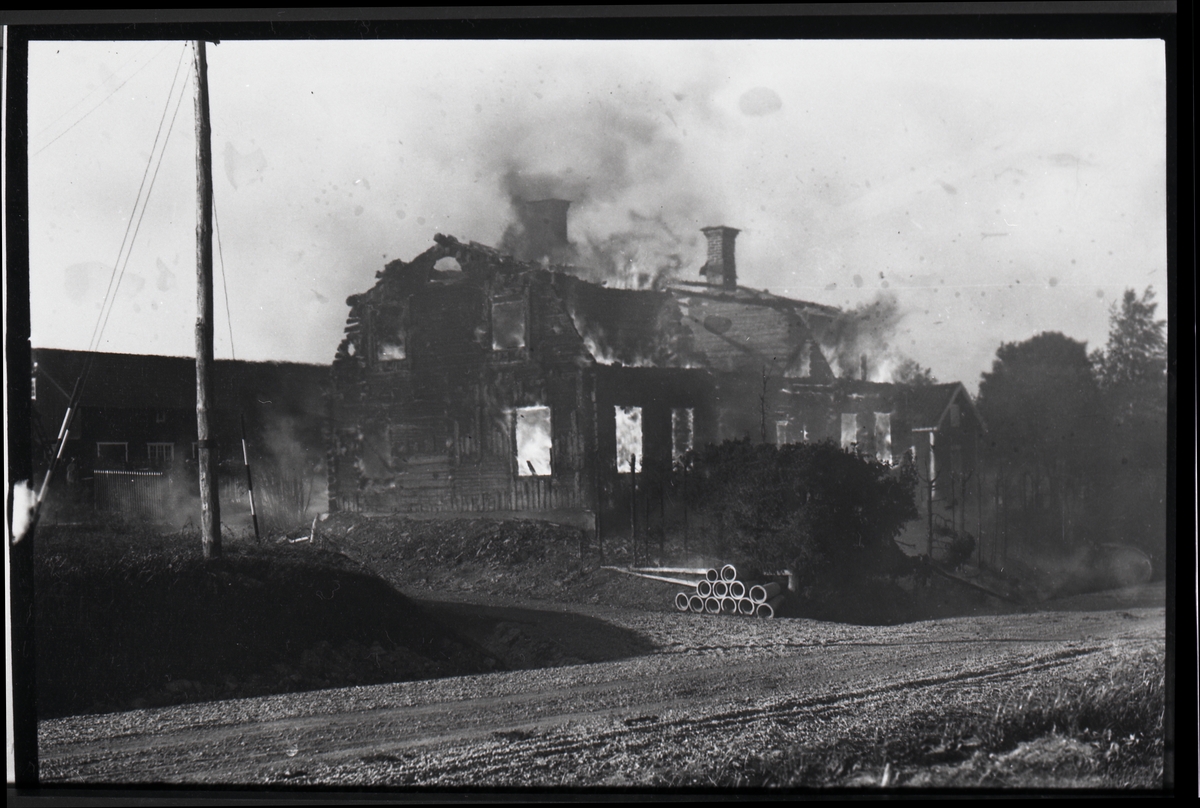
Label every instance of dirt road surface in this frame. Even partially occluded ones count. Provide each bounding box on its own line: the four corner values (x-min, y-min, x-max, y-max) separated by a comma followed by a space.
38, 597, 1165, 788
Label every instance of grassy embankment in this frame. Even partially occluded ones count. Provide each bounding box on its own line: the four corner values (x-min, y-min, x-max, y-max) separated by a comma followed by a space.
33, 518, 654, 719
33, 522, 498, 718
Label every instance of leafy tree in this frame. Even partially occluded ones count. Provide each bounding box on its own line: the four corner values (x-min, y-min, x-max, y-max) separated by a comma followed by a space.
977, 332, 1101, 472
1091, 287, 1167, 409
976, 332, 1102, 552
1087, 287, 1168, 570
684, 439, 919, 588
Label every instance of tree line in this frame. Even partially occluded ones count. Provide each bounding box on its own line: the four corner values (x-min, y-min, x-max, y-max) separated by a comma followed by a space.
975, 286, 1168, 570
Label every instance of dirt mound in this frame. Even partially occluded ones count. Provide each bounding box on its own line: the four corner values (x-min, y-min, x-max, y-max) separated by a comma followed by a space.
34, 525, 497, 718
318, 513, 687, 612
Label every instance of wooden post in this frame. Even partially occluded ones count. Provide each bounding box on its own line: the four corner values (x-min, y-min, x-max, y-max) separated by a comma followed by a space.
926, 431, 936, 558
594, 468, 603, 563
645, 462, 653, 554
629, 453, 637, 565
682, 458, 689, 559
590, 379, 603, 563
658, 466, 665, 556
194, 39, 221, 559
240, 414, 260, 543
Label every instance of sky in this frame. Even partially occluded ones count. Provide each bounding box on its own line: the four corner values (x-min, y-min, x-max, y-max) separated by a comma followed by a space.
25, 38, 1167, 393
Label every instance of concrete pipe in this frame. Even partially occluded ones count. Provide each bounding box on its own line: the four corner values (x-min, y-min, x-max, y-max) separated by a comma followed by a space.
632, 566, 712, 576
706, 568, 720, 582
728, 580, 746, 599
749, 582, 782, 604
721, 597, 738, 614
689, 594, 706, 613
675, 592, 691, 612
697, 580, 713, 598
756, 595, 786, 619
738, 597, 756, 615
705, 597, 722, 614
712, 581, 728, 598
720, 564, 738, 581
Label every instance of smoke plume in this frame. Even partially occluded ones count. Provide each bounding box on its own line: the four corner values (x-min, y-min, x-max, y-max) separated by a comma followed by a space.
821, 292, 926, 383
481, 74, 725, 289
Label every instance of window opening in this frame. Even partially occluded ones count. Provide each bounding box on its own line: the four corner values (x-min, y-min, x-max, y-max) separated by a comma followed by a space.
840, 413, 858, 450
96, 442, 128, 464
374, 304, 408, 363
615, 406, 643, 473
515, 406, 552, 476
491, 298, 527, 351
358, 423, 394, 478
874, 412, 892, 465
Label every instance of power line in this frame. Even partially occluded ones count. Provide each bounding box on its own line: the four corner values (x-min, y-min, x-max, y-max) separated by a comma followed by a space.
84, 43, 190, 355
32, 42, 158, 140
95, 64, 190, 354
31, 42, 177, 159
214, 194, 237, 361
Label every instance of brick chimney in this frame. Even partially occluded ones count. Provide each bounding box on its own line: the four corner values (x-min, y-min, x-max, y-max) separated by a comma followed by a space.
518, 199, 571, 261
700, 226, 740, 289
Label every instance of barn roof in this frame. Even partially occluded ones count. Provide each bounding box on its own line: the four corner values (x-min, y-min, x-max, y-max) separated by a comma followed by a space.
32, 348, 329, 417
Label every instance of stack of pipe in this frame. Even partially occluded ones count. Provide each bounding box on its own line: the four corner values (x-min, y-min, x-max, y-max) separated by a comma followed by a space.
601, 564, 788, 617
666, 564, 786, 619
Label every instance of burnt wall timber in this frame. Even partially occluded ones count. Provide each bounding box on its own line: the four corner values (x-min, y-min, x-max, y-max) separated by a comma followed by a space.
328, 238, 597, 515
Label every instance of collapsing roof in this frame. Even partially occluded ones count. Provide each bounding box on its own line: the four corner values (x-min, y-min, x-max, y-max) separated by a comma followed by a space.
353, 225, 841, 384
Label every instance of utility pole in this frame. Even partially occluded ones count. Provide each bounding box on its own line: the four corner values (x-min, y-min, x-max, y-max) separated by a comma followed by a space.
194, 40, 221, 559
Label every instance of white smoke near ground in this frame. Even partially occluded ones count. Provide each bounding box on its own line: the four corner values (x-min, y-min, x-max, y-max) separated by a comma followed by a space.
10, 480, 37, 542
253, 413, 325, 525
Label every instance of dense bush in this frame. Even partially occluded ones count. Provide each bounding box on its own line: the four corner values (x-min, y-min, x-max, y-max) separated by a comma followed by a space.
682, 439, 919, 588
935, 524, 977, 570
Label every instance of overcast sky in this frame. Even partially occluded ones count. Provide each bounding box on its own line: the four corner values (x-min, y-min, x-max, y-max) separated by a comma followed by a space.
26, 38, 1166, 392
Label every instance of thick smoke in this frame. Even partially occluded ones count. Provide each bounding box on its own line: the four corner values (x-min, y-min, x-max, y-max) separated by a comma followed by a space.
821, 292, 929, 383
483, 77, 724, 289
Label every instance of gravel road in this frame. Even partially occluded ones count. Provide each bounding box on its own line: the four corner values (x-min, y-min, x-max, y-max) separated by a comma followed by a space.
38, 598, 1165, 787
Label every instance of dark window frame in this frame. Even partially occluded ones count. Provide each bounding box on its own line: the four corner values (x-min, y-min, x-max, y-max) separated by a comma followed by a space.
369, 300, 411, 371
489, 292, 529, 360
147, 442, 175, 466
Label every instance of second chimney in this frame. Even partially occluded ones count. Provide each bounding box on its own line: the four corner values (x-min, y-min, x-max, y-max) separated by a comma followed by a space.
700, 226, 740, 289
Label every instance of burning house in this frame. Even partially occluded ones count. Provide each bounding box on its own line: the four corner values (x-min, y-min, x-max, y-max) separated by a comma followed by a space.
329, 200, 984, 554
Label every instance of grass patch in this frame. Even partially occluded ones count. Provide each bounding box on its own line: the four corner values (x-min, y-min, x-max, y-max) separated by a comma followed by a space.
658, 645, 1165, 789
